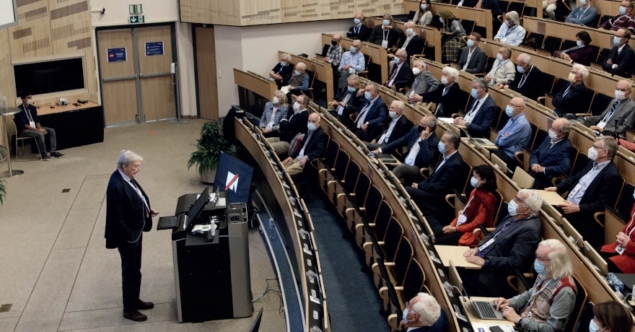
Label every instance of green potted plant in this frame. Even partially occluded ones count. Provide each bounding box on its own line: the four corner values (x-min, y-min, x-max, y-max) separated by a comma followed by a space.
187, 122, 234, 184
0, 145, 7, 204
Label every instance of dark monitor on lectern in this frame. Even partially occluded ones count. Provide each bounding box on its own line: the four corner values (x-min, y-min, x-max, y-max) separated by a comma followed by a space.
185, 186, 210, 230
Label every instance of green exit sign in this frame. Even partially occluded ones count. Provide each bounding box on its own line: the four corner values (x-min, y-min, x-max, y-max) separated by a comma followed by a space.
129, 15, 144, 24
129, 4, 143, 14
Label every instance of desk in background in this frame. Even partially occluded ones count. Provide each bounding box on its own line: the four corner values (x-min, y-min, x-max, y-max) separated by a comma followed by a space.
35, 102, 104, 150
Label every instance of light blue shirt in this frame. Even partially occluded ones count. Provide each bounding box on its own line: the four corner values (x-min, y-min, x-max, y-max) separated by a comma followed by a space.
565, 5, 598, 26
566, 160, 611, 205
338, 51, 366, 73
495, 113, 532, 158
494, 24, 526, 46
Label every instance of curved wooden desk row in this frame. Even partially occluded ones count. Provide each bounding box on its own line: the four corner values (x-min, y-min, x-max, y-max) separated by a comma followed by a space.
277, 51, 335, 102
361, 18, 445, 62
320, 33, 390, 83
233, 69, 277, 102
233, 118, 330, 332
404, 0, 543, 23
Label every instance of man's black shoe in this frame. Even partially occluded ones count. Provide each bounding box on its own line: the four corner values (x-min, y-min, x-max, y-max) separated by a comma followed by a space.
51, 152, 65, 158
123, 310, 147, 322
137, 301, 154, 310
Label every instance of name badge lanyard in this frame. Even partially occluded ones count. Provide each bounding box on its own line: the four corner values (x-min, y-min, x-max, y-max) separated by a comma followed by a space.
383, 30, 390, 44
504, 26, 517, 38
23, 104, 35, 126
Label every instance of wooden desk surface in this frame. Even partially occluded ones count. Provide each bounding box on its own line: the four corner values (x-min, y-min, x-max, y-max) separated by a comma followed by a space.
434, 245, 482, 269
35, 101, 100, 116
464, 297, 517, 328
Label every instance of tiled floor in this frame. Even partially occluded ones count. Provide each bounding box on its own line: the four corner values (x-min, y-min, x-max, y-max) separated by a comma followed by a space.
0, 119, 286, 332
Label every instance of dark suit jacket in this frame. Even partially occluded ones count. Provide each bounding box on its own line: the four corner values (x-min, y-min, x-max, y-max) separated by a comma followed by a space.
508, 65, 544, 101
584, 98, 635, 134
105, 170, 152, 249
356, 96, 387, 129
383, 128, 440, 167
457, 46, 487, 74
386, 61, 414, 91
420, 83, 462, 118
373, 115, 413, 145
409, 310, 448, 332
417, 151, 464, 196
347, 24, 370, 42
602, 44, 635, 78
552, 83, 589, 117
529, 137, 573, 188
399, 34, 424, 60
270, 62, 293, 88
290, 127, 327, 161
334, 87, 361, 114
279, 110, 309, 142
368, 25, 403, 49
556, 161, 622, 216
466, 95, 498, 138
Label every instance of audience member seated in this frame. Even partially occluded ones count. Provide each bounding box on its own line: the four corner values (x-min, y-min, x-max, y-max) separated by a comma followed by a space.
600, 199, 635, 273
599, 0, 635, 33
461, 189, 543, 297
282, 112, 327, 177
385, 49, 414, 91
390, 21, 424, 62
503, 53, 543, 101
365, 100, 413, 150
494, 11, 526, 46
590, 301, 634, 332
493, 97, 532, 170
485, 46, 515, 85
602, 29, 635, 78
462, 0, 503, 20
408, 60, 439, 100
546, 137, 622, 247
406, 131, 465, 235
347, 13, 370, 42
368, 13, 403, 49
410, 67, 461, 117
322, 34, 343, 68
352, 83, 387, 141
337, 40, 366, 91
268, 95, 309, 156
543, 0, 558, 20
582, 80, 635, 135
439, 11, 467, 63
457, 32, 487, 74
269, 53, 293, 89
557, 31, 595, 66
283, 62, 309, 100
373, 115, 439, 184
454, 78, 498, 138
399, 292, 448, 332
552, 64, 589, 117
259, 90, 289, 137
14, 92, 65, 160
565, 0, 598, 26
436, 165, 498, 246
413, 0, 433, 26
493, 239, 577, 331
529, 118, 573, 189
329, 74, 361, 126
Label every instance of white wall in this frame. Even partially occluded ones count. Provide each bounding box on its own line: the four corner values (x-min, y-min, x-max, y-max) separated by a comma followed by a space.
214, 25, 244, 117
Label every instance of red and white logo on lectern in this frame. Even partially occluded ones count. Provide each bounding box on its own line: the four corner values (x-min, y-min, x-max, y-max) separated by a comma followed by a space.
225, 172, 239, 192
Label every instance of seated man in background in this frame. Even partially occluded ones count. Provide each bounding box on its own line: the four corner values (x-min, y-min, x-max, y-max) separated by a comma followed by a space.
390, 21, 424, 62
599, 0, 635, 33
337, 39, 366, 91
485, 46, 515, 86
14, 92, 64, 160
546, 136, 622, 247
494, 239, 577, 331
407, 60, 439, 101
282, 112, 327, 176
454, 78, 498, 138
268, 53, 293, 89
457, 32, 487, 74
494, 11, 526, 46
268, 95, 309, 156
322, 34, 343, 69
347, 13, 370, 42
406, 131, 464, 235
494, 97, 532, 170
373, 115, 439, 185
565, 0, 598, 26
410, 67, 461, 117
602, 29, 635, 78
582, 80, 635, 135
259, 90, 289, 137
503, 53, 543, 101
329, 74, 361, 126
283, 62, 309, 100
352, 83, 387, 141
368, 14, 403, 49
553, 64, 589, 117
365, 100, 413, 150
529, 118, 573, 189
384, 49, 413, 91
400, 292, 448, 332
462, 189, 542, 297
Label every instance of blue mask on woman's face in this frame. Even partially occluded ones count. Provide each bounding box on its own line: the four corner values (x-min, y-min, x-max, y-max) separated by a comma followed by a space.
534, 259, 546, 275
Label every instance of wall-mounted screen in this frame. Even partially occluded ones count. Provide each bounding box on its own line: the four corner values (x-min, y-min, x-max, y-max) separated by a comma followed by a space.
0, 0, 17, 29
14, 57, 85, 96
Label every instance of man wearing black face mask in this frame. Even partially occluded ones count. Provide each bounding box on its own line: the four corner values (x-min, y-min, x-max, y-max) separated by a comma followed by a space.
323, 34, 343, 68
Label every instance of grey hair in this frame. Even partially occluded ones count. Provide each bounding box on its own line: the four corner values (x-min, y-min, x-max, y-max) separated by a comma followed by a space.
518, 53, 531, 65
445, 130, 460, 149
383, 13, 393, 20
598, 136, 618, 159
397, 48, 408, 58
507, 11, 520, 24
518, 189, 542, 217
393, 100, 405, 111
501, 46, 512, 59
405, 20, 415, 29
347, 74, 360, 84
540, 239, 573, 280
117, 150, 143, 169
412, 293, 441, 326
442, 66, 459, 81
572, 64, 589, 80
296, 62, 307, 71
273, 90, 289, 105
280, 53, 291, 61
472, 78, 489, 92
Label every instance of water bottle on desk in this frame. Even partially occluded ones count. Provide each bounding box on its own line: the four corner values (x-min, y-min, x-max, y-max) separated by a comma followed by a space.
269, 217, 276, 240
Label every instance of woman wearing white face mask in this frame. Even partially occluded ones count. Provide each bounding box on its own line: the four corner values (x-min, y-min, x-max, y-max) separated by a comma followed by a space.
589, 301, 633, 332
413, 0, 433, 26
259, 91, 289, 136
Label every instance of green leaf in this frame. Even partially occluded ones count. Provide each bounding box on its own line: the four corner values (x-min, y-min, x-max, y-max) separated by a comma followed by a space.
187, 122, 235, 176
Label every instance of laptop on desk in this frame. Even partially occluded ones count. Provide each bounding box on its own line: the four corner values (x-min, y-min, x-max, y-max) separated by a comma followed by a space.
448, 261, 505, 321
157, 186, 211, 231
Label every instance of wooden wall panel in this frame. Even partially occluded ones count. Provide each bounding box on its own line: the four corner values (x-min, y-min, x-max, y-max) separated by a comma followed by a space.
180, 0, 241, 26
8, 0, 52, 59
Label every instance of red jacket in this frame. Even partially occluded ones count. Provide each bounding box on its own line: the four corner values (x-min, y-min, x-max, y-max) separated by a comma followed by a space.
601, 204, 635, 273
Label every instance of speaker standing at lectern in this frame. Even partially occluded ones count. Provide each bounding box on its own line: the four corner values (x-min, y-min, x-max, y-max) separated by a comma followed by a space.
13, 91, 65, 160
105, 150, 158, 322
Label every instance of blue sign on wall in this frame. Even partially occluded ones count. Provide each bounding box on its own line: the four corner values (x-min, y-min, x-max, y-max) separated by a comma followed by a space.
145, 41, 164, 56
107, 48, 127, 63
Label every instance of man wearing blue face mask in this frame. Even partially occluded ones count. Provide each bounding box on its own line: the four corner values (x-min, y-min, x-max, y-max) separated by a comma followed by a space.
602, 29, 635, 77
493, 11, 526, 46
565, 0, 598, 26
485, 46, 515, 85
347, 13, 369, 42
599, 0, 635, 33
384, 48, 413, 91
461, 189, 543, 297
268, 53, 293, 89
493, 97, 532, 170
503, 53, 543, 101
457, 32, 487, 74
399, 292, 448, 332
552, 63, 589, 117
282, 112, 327, 177
351, 83, 387, 140
336, 39, 366, 91
368, 13, 403, 49
328, 74, 362, 125
454, 78, 497, 137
